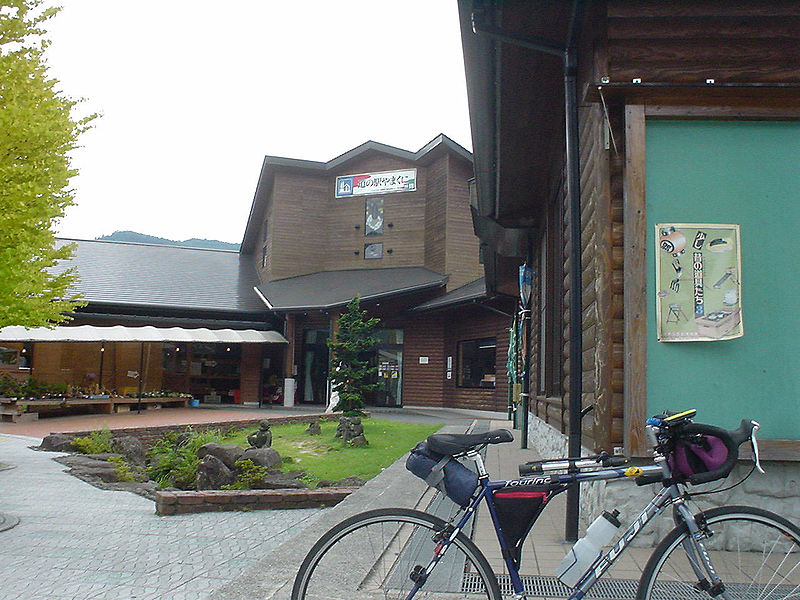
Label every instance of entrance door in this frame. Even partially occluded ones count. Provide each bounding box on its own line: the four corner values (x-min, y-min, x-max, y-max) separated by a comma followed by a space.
374, 348, 402, 406
300, 329, 329, 405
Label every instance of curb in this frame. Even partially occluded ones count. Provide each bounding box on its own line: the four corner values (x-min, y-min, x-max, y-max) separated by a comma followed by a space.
155, 487, 357, 515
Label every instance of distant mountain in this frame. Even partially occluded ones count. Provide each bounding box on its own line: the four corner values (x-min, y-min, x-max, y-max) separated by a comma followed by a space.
95, 231, 240, 251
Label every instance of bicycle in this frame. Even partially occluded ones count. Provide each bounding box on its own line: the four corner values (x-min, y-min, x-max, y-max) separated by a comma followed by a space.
291, 409, 800, 599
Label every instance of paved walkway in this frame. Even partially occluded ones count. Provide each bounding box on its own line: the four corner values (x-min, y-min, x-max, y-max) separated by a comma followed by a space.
0, 406, 643, 599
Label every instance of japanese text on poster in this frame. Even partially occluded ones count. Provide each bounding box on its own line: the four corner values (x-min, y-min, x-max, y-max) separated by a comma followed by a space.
655, 223, 743, 342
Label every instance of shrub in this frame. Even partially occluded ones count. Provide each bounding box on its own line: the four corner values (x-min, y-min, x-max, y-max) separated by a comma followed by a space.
71, 428, 113, 454
108, 455, 145, 483
146, 427, 235, 490
222, 459, 268, 490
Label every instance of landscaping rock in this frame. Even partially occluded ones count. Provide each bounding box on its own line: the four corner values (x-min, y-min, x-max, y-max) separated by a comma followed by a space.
57, 454, 120, 483
305, 421, 321, 435
348, 434, 369, 447
196, 443, 243, 470
336, 416, 366, 444
259, 472, 309, 489
334, 475, 367, 487
239, 447, 281, 470
317, 476, 366, 488
112, 436, 146, 466
196, 455, 235, 490
39, 433, 74, 453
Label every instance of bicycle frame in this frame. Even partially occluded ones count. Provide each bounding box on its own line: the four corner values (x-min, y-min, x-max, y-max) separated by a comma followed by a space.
410, 450, 684, 600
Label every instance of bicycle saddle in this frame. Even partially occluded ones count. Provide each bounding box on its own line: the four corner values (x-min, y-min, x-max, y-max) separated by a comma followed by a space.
426, 429, 513, 456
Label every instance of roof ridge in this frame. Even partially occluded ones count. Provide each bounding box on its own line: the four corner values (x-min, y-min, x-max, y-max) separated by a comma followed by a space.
57, 237, 241, 254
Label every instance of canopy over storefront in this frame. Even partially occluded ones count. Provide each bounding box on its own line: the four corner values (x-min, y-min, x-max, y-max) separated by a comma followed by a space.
0, 325, 288, 344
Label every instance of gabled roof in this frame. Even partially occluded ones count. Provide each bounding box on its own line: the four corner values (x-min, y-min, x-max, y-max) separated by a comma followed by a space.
54, 239, 267, 315
411, 277, 487, 312
241, 134, 472, 253
254, 267, 448, 311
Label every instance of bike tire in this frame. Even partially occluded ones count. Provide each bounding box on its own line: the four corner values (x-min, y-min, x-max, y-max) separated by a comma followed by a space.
291, 507, 501, 600
637, 505, 800, 600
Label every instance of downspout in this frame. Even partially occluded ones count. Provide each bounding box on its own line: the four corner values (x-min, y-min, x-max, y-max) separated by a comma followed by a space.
472, 0, 585, 542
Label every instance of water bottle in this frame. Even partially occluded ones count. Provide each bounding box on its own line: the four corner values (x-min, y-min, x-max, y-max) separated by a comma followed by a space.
555, 509, 621, 587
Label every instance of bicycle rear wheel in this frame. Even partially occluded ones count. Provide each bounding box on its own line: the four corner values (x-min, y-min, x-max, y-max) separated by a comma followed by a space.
291, 507, 501, 600
637, 505, 800, 600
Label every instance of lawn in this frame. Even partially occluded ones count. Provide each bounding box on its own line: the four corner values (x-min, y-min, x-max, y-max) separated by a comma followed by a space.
229, 417, 441, 485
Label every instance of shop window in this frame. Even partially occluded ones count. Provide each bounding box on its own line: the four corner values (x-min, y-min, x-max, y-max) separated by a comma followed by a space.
365, 198, 384, 236
457, 337, 496, 388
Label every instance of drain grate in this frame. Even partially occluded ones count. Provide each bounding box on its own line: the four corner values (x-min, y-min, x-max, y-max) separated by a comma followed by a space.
464, 573, 799, 599
463, 573, 638, 598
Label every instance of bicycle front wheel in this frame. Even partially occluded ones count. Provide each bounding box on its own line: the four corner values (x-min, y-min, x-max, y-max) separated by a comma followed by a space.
637, 505, 800, 600
291, 507, 501, 600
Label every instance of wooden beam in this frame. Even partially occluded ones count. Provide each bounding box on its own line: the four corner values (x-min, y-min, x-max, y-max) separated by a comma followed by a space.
623, 104, 649, 456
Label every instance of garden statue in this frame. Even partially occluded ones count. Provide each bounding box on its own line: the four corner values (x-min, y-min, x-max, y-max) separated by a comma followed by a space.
247, 420, 272, 448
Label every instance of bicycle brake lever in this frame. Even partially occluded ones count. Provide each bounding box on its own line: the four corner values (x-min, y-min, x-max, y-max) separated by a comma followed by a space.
751, 421, 766, 474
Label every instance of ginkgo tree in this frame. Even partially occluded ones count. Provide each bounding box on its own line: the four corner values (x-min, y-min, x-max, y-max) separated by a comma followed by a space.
0, 0, 94, 327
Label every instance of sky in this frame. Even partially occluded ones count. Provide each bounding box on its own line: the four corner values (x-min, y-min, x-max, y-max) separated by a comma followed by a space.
45, 1, 473, 245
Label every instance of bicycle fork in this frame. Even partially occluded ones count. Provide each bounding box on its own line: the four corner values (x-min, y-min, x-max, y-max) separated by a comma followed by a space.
673, 501, 732, 600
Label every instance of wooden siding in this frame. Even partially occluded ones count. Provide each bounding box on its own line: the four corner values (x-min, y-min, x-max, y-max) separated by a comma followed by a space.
424, 154, 448, 275
443, 306, 511, 413
445, 157, 484, 290
401, 314, 445, 407
606, 1, 800, 85
239, 343, 262, 403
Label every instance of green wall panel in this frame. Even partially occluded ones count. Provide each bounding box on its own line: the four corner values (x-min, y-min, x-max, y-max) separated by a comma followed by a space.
645, 121, 799, 438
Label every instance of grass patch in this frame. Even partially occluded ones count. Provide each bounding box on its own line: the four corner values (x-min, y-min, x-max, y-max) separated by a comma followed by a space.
228, 418, 440, 485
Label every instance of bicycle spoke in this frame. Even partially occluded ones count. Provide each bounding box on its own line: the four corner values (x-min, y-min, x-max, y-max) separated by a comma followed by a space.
639, 509, 800, 600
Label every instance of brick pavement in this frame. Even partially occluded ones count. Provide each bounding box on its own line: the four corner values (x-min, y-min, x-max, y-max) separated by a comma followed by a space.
0, 407, 646, 599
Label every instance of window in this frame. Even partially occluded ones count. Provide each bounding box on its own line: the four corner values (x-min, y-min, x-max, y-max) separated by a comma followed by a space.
364, 242, 383, 259
261, 220, 269, 268
457, 337, 496, 388
365, 198, 384, 236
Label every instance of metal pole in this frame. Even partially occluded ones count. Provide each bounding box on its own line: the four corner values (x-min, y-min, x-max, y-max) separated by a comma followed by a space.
564, 24, 584, 542
137, 342, 144, 414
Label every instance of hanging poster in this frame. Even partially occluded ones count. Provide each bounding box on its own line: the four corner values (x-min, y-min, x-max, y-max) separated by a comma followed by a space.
655, 223, 743, 342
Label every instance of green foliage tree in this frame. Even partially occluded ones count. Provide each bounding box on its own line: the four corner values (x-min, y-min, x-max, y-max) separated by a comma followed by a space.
0, 0, 94, 327
328, 296, 380, 416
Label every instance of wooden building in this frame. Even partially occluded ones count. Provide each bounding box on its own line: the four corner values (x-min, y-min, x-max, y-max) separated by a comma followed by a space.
1, 135, 515, 413
457, 0, 800, 460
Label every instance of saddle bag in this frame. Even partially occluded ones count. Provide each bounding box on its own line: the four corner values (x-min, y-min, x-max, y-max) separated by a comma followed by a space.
405, 440, 479, 508
493, 484, 561, 567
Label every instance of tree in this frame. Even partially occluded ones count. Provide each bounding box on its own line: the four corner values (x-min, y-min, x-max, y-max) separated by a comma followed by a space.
0, 0, 93, 327
327, 296, 380, 417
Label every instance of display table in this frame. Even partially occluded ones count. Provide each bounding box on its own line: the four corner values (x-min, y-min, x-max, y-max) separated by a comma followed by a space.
0, 396, 190, 422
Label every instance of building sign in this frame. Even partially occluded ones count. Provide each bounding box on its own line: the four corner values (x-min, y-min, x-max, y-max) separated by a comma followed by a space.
335, 169, 416, 198
655, 223, 743, 342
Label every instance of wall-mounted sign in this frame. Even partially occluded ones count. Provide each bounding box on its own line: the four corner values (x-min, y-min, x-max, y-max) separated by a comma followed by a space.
335, 168, 416, 198
655, 223, 743, 342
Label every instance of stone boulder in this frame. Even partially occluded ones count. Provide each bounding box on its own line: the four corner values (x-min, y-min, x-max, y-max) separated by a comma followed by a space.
196, 454, 235, 490
58, 454, 121, 483
305, 421, 321, 435
39, 433, 75, 453
111, 436, 146, 466
239, 447, 281, 471
258, 471, 309, 489
336, 416, 367, 445
197, 443, 243, 470
317, 476, 367, 488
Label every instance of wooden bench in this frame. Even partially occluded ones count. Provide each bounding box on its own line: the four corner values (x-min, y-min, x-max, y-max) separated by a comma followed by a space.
0, 396, 189, 422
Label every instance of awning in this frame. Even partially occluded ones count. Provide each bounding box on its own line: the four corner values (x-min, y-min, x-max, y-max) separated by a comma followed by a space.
0, 325, 288, 344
